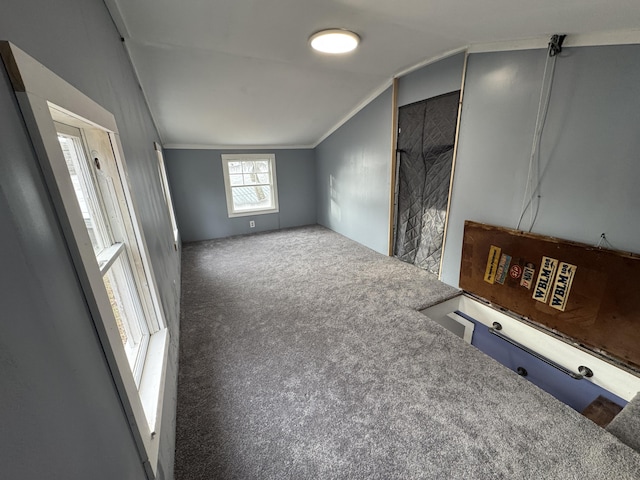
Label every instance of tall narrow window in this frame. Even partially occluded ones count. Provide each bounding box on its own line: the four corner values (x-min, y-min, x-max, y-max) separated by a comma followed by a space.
154, 142, 179, 245
0, 41, 169, 475
57, 123, 151, 385
221, 153, 279, 217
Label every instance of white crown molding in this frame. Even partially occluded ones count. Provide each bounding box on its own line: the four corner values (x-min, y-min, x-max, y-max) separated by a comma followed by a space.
163, 143, 315, 150
468, 29, 640, 54
106, 6, 640, 152
313, 48, 466, 148
103, 0, 131, 38
563, 29, 640, 47
314, 29, 640, 148
393, 46, 468, 79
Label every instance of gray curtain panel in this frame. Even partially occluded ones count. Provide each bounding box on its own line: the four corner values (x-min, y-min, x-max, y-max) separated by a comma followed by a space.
394, 91, 460, 275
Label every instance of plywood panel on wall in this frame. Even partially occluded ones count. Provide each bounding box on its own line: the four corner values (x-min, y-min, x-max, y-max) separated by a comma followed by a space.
460, 221, 640, 369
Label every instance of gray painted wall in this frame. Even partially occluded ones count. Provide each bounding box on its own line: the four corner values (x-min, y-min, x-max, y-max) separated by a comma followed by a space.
398, 53, 465, 107
441, 45, 640, 286
164, 149, 316, 242
315, 88, 393, 255
0, 0, 180, 478
314, 55, 465, 256
314, 45, 640, 292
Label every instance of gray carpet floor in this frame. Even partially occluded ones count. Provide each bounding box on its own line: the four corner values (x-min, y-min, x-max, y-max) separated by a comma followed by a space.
175, 225, 640, 479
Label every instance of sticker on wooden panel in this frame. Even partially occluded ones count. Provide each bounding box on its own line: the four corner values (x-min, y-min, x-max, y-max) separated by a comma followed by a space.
509, 264, 523, 280
459, 220, 640, 370
549, 262, 577, 311
533, 256, 558, 303
520, 263, 536, 289
484, 245, 501, 284
495, 253, 512, 285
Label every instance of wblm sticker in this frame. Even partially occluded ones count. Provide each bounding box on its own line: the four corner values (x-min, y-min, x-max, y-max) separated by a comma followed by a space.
549, 262, 577, 312
532, 256, 559, 303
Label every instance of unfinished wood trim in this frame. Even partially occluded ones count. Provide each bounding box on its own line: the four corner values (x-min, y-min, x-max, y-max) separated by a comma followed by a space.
387, 77, 399, 256
0, 41, 26, 92
581, 395, 623, 427
438, 51, 469, 279
2, 42, 117, 132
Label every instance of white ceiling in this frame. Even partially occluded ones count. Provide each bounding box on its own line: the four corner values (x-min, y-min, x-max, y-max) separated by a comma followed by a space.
106, 0, 640, 148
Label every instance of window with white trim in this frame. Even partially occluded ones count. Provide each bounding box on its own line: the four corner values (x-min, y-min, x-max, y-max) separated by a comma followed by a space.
1, 42, 169, 477
57, 122, 152, 385
154, 142, 179, 246
221, 153, 279, 217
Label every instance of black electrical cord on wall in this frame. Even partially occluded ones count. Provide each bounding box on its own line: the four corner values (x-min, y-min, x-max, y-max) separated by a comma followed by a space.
516, 34, 565, 232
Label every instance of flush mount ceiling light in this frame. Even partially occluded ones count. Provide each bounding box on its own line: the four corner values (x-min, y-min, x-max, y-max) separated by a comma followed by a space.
309, 29, 360, 54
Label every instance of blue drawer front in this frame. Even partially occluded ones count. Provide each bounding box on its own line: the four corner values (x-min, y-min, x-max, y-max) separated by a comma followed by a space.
455, 311, 627, 412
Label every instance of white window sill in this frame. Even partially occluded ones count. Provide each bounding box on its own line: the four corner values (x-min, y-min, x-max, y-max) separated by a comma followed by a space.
137, 327, 170, 475
228, 207, 279, 218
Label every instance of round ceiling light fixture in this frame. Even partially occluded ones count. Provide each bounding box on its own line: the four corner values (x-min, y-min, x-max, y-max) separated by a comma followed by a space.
309, 29, 360, 54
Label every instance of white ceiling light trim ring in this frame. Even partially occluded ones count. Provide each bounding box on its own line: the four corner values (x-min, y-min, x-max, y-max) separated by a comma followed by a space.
309, 29, 360, 54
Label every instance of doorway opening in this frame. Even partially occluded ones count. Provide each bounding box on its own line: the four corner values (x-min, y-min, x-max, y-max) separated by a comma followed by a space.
393, 91, 460, 275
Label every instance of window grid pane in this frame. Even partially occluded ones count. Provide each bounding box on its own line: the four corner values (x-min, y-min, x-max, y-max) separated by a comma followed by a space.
228, 161, 243, 174
58, 135, 112, 254
254, 160, 269, 172
231, 185, 273, 211
241, 161, 255, 173
243, 172, 271, 185
229, 174, 244, 186
103, 253, 150, 383
104, 271, 130, 346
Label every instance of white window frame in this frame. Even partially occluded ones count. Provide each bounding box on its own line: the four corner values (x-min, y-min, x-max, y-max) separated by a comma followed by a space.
154, 142, 179, 247
1, 42, 168, 479
56, 122, 153, 386
221, 153, 279, 217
